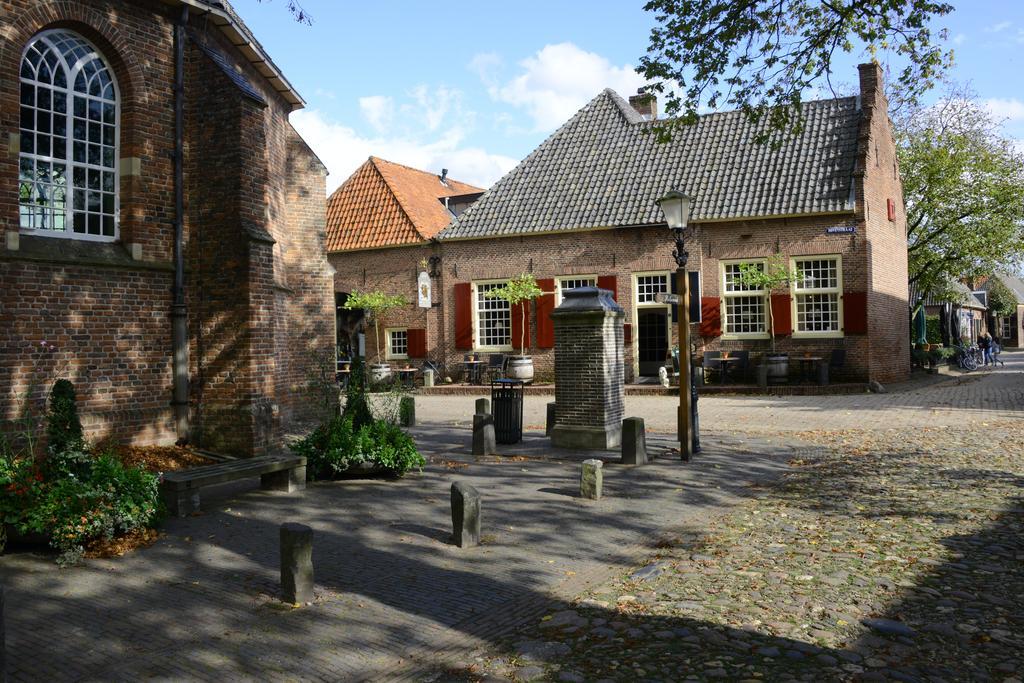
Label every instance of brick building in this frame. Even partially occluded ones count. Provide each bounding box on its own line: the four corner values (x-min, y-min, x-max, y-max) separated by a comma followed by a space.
1, 0, 335, 455
329, 63, 910, 385
982, 273, 1024, 348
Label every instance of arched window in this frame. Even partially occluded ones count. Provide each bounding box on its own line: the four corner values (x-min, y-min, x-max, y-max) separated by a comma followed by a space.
19, 29, 119, 240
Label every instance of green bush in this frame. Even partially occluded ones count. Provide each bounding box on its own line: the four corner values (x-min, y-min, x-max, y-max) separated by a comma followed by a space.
46, 379, 83, 454
925, 315, 942, 345
290, 414, 424, 479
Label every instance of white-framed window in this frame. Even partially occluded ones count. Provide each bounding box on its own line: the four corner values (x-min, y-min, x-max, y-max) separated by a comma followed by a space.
386, 328, 408, 360
999, 317, 1012, 339
791, 256, 843, 337
19, 29, 119, 241
635, 273, 669, 303
473, 280, 512, 351
556, 275, 596, 305
721, 260, 768, 338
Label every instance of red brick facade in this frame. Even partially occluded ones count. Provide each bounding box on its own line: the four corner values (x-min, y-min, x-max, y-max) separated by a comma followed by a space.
329, 65, 910, 385
1, 0, 334, 455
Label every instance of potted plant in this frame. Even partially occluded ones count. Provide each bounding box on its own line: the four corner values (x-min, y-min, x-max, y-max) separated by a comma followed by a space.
485, 273, 545, 382
738, 257, 796, 384
342, 290, 408, 384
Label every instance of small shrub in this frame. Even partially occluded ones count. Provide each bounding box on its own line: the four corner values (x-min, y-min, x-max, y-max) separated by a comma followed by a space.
290, 414, 424, 479
342, 356, 374, 430
46, 379, 83, 454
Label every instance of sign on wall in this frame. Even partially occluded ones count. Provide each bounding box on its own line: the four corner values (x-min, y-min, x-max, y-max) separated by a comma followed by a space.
417, 271, 432, 308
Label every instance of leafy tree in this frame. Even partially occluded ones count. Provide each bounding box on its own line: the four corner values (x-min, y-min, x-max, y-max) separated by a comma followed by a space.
485, 274, 544, 356
897, 90, 1024, 297
737, 257, 795, 352
985, 277, 1018, 318
638, 0, 954, 140
343, 291, 408, 366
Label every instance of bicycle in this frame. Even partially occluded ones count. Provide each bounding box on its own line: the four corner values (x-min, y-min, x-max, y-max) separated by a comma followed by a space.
955, 343, 978, 371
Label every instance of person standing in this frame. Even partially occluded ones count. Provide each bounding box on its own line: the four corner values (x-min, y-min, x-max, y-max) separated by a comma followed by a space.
979, 331, 993, 365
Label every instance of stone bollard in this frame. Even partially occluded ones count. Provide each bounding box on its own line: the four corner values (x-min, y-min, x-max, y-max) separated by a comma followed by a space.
546, 402, 557, 436
472, 413, 497, 456
423, 369, 435, 387
451, 482, 481, 548
580, 459, 603, 500
280, 523, 314, 605
475, 397, 490, 415
400, 395, 416, 427
621, 417, 647, 465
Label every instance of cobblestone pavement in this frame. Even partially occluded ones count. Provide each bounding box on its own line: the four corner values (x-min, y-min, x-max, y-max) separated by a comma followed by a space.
0, 431, 805, 681
2, 354, 1019, 681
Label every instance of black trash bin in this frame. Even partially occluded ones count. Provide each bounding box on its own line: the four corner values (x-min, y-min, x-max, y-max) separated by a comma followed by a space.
491, 379, 525, 444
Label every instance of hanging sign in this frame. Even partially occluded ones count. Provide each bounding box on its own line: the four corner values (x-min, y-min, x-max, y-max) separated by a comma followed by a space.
417, 271, 432, 308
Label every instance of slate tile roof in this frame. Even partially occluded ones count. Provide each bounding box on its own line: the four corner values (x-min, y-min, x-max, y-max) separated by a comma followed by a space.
922, 281, 987, 309
326, 157, 483, 252
439, 89, 861, 240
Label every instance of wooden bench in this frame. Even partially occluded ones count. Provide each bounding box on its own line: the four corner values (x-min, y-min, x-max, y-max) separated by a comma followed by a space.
161, 455, 307, 518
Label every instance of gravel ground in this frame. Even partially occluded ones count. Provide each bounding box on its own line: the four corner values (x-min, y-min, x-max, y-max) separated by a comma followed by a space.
443, 420, 1024, 682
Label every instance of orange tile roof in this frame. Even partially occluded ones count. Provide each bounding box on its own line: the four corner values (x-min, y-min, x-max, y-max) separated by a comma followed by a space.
325, 157, 483, 252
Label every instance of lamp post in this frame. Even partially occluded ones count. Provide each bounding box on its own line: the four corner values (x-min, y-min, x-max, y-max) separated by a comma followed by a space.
657, 191, 697, 461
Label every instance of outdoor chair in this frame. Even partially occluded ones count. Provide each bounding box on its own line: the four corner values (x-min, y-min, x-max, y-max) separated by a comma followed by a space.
702, 351, 723, 384
829, 349, 847, 380
487, 353, 507, 382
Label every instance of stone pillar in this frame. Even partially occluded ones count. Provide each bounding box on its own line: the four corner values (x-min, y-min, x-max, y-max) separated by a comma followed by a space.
622, 417, 647, 465
551, 287, 625, 449
580, 459, 603, 500
472, 413, 497, 456
451, 482, 481, 548
280, 523, 314, 605
475, 397, 490, 415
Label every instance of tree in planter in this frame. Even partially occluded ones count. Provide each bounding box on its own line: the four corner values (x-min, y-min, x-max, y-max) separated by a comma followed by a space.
737, 257, 796, 353
484, 274, 544, 356
342, 290, 408, 366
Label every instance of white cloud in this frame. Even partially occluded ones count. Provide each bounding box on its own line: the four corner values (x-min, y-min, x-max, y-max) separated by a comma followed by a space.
952, 33, 966, 45
983, 98, 1024, 122
358, 95, 394, 134
290, 108, 518, 194
986, 20, 1012, 33
478, 42, 649, 132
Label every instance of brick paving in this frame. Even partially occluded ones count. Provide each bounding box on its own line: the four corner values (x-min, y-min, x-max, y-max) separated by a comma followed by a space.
1, 352, 1019, 681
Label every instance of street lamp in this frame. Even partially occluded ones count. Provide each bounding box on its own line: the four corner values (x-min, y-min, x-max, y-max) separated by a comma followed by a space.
657, 190, 698, 460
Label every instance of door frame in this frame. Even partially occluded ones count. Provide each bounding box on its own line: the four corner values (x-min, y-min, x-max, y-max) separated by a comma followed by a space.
631, 270, 673, 379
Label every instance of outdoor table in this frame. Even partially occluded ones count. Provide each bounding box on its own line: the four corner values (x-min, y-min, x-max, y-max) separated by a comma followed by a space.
397, 367, 417, 390
463, 360, 485, 385
718, 356, 742, 384
795, 356, 824, 383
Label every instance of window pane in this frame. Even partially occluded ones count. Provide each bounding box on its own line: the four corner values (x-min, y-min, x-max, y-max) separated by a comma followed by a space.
724, 262, 764, 293
20, 83, 34, 106
724, 295, 766, 335
389, 330, 408, 356
636, 274, 668, 303
477, 283, 511, 347
796, 293, 840, 332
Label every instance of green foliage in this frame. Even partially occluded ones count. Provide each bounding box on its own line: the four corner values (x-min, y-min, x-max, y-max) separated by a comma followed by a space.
985, 277, 1018, 318
898, 89, 1024, 294
46, 379, 83, 454
343, 290, 408, 365
737, 257, 795, 351
639, 0, 954, 142
928, 346, 956, 362
0, 446, 162, 566
925, 315, 942, 345
289, 415, 424, 480
485, 274, 544, 354
342, 356, 374, 431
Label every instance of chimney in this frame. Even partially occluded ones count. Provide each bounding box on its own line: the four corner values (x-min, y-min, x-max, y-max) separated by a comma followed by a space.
857, 62, 886, 113
439, 168, 449, 186
628, 89, 657, 120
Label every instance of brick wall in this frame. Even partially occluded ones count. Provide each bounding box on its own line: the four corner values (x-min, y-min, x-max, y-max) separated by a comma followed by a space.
0, 0, 333, 454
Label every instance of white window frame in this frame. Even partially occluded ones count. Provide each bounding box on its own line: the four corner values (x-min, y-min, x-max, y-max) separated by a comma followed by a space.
18, 29, 121, 242
720, 259, 770, 340
630, 270, 673, 378
385, 327, 408, 360
555, 274, 597, 305
790, 255, 844, 339
472, 279, 513, 352
999, 316, 1012, 340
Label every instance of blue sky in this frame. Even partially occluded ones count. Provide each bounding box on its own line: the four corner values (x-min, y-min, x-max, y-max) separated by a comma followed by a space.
236, 0, 1024, 193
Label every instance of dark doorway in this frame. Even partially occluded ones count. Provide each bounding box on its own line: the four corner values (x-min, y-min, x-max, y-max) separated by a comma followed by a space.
637, 308, 669, 377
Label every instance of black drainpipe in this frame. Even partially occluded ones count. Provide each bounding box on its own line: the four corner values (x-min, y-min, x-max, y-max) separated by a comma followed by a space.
171, 6, 190, 442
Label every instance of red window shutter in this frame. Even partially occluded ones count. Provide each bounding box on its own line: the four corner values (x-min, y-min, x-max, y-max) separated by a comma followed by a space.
511, 301, 531, 350
597, 275, 617, 300
887, 198, 896, 222
623, 323, 632, 345
454, 283, 473, 350
535, 279, 555, 349
843, 291, 868, 334
406, 328, 427, 358
699, 297, 721, 337
771, 294, 792, 336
